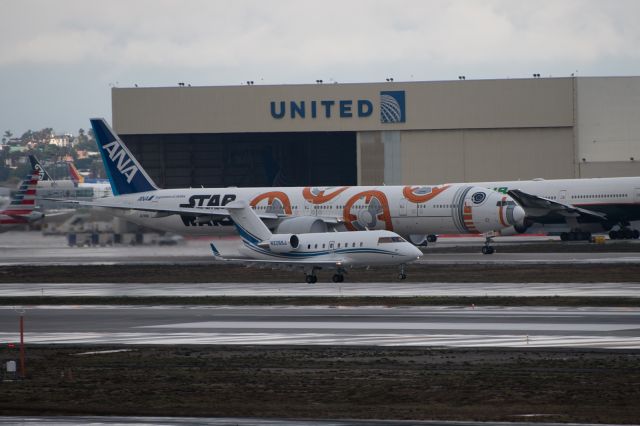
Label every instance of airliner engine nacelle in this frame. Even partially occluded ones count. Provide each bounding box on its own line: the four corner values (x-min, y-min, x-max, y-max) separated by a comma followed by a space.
275, 216, 328, 234
463, 187, 526, 234
262, 233, 300, 253
28, 211, 45, 221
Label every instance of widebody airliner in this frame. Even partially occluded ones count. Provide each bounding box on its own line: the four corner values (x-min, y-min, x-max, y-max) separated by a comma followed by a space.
473, 178, 640, 240
57, 119, 525, 253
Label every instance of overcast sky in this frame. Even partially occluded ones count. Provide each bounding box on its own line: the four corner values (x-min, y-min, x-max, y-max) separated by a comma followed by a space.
1, 0, 639, 136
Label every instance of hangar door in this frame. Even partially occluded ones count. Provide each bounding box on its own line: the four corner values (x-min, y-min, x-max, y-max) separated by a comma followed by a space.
121, 132, 357, 188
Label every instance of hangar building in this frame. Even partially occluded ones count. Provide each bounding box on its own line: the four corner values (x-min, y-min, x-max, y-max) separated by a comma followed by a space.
111, 76, 640, 188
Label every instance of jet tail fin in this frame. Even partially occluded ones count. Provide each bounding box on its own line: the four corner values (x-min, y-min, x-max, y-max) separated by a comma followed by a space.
4, 170, 39, 214
29, 155, 52, 181
68, 162, 85, 185
90, 118, 159, 196
225, 200, 273, 243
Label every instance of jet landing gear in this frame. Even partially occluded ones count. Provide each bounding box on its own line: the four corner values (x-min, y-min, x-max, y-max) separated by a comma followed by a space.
481, 235, 495, 255
304, 267, 320, 284
332, 274, 344, 283
398, 264, 407, 280
609, 227, 640, 240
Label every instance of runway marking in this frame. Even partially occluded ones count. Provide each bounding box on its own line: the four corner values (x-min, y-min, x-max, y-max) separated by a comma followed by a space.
3, 332, 640, 349
137, 320, 637, 332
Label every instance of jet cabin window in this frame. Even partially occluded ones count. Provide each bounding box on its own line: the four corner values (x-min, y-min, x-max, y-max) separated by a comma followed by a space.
378, 236, 406, 244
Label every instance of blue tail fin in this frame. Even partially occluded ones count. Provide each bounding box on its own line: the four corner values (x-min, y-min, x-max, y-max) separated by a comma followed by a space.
29, 155, 52, 181
90, 118, 158, 195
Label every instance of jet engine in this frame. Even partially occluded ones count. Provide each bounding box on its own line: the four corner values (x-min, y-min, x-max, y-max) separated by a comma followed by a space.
261, 233, 300, 253
275, 216, 328, 234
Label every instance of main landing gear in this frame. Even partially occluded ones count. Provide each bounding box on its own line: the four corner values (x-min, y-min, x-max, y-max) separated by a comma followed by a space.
609, 228, 640, 240
332, 273, 344, 283
481, 235, 495, 255
304, 267, 320, 284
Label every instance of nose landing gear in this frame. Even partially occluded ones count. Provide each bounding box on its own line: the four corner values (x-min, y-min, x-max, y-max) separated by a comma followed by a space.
482, 235, 495, 255
398, 264, 407, 280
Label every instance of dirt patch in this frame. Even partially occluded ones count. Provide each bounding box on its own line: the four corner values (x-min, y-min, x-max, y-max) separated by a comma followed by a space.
1, 345, 639, 423
2, 263, 640, 283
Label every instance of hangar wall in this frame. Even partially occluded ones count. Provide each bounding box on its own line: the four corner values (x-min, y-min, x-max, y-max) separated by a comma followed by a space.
111, 76, 640, 188
399, 127, 576, 184
576, 77, 640, 178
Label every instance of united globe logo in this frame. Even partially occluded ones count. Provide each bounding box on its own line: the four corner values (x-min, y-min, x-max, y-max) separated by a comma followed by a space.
380, 91, 406, 123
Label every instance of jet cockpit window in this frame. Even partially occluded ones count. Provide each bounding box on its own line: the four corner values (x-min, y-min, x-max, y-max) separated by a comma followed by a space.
377, 236, 406, 244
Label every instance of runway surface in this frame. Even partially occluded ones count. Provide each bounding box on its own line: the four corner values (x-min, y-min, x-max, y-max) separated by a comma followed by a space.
3, 281, 640, 297
2, 305, 639, 349
2, 231, 640, 265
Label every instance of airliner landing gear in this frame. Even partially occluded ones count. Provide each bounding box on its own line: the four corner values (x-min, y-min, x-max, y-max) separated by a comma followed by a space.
332, 274, 344, 283
482, 236, 495, 255
427, 234, 438, 243
560, 231, 592, 241
398, 264, 407, 280
305, 274, 318, 284
609, 228, 640, 240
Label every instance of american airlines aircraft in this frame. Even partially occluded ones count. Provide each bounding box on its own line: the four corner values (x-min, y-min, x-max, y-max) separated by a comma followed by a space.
61, 118, 525, 253
0, 169, 44, 230
210, 200, 422, 283
472, 178, 640, 241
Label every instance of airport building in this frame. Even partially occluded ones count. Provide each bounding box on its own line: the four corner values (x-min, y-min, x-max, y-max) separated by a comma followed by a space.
111, 76, 640, 188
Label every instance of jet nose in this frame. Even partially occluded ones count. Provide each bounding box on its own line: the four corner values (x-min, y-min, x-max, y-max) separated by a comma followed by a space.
408, 244, 423, 260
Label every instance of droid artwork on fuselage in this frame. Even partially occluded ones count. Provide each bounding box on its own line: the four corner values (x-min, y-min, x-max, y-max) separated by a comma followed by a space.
78, 118, 527, 240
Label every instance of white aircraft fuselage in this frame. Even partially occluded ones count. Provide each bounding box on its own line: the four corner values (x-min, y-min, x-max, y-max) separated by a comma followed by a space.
474, 176, 640, 233
113, 184, 523, 238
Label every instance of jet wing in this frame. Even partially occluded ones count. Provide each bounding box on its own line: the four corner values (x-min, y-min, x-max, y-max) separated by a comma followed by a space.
46, 197, 345, 224
44, 198, 280, 220
507, 189, 607, 221
209, 243, 345, 269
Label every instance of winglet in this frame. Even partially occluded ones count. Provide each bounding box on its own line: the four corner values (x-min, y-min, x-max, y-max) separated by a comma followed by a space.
90, 118, 159, 196
210, 243, 222, 258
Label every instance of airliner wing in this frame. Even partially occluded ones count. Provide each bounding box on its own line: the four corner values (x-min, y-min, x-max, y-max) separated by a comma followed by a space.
507, 189, 607, 221
46, 198, 345, 224
44, 198, 280, 220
